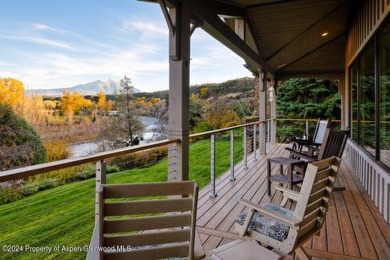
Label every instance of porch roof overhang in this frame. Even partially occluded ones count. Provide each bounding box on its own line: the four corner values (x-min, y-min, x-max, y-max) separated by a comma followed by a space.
142, 0, 353, 80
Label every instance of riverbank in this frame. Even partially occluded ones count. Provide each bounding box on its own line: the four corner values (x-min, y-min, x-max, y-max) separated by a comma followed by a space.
67, 116, 161, 158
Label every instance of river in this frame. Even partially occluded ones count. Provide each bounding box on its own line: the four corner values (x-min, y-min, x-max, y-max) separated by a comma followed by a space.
68, 116, 160, 158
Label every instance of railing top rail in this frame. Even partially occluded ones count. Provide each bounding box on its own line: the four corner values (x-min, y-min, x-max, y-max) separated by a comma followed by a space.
0, 138, 179, 183
277, 118, 342, 123
190, 120, 266, 138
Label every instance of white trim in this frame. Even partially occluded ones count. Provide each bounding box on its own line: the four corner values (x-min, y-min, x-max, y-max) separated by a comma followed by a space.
345, 140, 390, 223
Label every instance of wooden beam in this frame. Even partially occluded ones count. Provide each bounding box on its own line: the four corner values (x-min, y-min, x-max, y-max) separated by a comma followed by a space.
158, 0, 175, 35
189, 0, 274, 75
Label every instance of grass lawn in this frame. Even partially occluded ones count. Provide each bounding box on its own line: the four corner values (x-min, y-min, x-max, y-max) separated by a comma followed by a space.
0, 134, 243, 259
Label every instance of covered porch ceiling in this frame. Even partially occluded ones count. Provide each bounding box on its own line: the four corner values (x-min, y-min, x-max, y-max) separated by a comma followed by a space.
145, 0, 353, 80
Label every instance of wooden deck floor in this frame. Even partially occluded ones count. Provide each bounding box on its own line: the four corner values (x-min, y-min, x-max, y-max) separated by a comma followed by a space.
196, 144, 390, 260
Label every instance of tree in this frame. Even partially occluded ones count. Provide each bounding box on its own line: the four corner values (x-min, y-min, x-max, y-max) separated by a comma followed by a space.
0, 78, 24, 114
96, 92, 106, 109
189, 93, 204, 129
203, 99, 240, 130
276, 78, 341, 142
233, 100, 252, 119
0, 103, 46, 170
101, 76, 145, 149
102, 100, 113, 115
277, 78, 341, 119
61, 90, 93, 123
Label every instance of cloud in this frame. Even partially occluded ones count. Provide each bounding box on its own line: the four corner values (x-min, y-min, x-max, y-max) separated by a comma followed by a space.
120, 19, 168, 39
32, 23, 65, 33
1, 40, 169, 91
1, 35, 75, 50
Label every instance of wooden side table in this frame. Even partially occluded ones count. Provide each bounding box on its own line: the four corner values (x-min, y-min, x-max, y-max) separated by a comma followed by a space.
267, 157, 306, 196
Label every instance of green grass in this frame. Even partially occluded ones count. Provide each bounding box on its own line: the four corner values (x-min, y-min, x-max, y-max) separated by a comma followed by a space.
0, 134, 243, 259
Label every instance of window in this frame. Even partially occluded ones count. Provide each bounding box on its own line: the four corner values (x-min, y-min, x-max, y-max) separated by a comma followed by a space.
350, 17, 390, 169
351, 64, 359, 142
379, 20, 390, 168
360, 43, 376, 156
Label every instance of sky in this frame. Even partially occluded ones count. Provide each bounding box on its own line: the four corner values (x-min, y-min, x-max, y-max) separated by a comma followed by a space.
0, 0, 252, 92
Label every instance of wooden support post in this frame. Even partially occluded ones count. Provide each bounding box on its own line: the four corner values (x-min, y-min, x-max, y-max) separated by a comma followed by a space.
168, 1, 191, 182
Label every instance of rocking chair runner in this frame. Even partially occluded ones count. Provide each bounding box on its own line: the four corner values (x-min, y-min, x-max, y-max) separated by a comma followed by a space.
209, 156, 341, 260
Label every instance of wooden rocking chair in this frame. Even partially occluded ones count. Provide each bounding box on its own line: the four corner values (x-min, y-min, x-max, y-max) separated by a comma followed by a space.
286, 128, 349, 162
209, 156, 341, 260
87, 180, 205, 260
289, 118, 330, 156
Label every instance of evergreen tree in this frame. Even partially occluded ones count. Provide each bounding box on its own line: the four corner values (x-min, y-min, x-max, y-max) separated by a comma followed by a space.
277, 78, 341, 119
276, 78, 341, 141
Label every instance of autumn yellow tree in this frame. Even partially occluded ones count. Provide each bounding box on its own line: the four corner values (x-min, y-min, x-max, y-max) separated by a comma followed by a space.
96, 92, 106, 108
200, 87, 208, 98
61, 90, 93, 123
102, 100, 113, 115
0, 78, 24, 113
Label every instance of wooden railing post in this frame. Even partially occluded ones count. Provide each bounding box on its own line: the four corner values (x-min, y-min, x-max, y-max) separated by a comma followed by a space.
259, 121, 266, 155
209, 134, 217, 197
271, 118, 276, 146
253, 124, 257, 161
243, 126, 248, 169
95, 160, 106, 220
95, 160, 106, 259
305, 120, 309, 139
230, 130, 235, 181
267, 120, 270, 144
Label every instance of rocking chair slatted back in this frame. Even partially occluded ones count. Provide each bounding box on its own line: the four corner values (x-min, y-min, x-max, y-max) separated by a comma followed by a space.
97, 181, 199, 260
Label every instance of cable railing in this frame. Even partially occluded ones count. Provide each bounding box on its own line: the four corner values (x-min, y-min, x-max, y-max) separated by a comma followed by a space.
0, 139, 179, 259
0, 117, 340, 258
276, 118, 342, 143
189, 121, 267, 197
0, 119, 269, 259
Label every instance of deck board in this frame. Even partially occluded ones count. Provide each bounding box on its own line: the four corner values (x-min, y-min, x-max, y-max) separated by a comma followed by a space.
196, 144, 390, 259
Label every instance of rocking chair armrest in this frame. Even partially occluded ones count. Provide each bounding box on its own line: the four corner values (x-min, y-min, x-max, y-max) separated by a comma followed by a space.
285, 148, 316, 162
239, 199, 301, 227
275, 186, 299, 201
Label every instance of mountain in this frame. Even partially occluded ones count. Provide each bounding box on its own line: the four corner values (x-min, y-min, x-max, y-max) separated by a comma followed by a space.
26, 79, 139, 97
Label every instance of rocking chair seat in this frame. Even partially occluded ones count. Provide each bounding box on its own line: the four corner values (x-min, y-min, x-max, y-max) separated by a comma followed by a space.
236, 203, 293, 242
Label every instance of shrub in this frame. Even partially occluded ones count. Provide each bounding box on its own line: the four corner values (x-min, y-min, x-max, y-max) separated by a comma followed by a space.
0, 103, 47, 170
0, 186, 23, 204
45, 140, 71, 162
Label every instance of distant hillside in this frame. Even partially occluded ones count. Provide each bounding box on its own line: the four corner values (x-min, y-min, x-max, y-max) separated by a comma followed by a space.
135, 77, 255, 99
26, 79, 140, 97
192, 77, 255, 99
